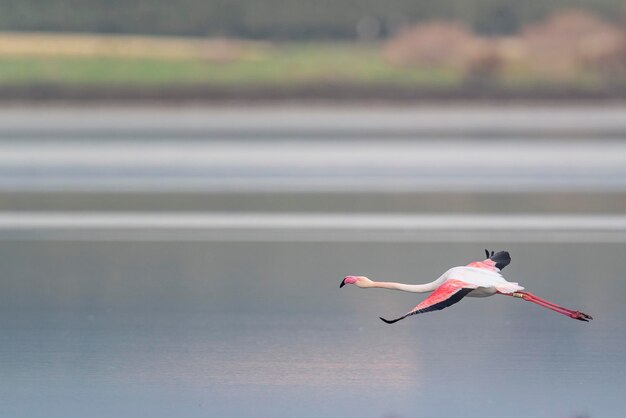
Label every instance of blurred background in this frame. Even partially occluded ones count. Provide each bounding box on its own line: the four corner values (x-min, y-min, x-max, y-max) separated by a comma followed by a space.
0, 1, 625, 100
1, 2, 625, 418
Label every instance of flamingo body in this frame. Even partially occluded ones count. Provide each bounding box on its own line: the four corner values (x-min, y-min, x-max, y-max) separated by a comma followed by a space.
340, 250, 592, 323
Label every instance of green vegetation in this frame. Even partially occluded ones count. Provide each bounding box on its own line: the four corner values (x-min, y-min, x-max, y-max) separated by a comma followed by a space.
0, 43, 464, 89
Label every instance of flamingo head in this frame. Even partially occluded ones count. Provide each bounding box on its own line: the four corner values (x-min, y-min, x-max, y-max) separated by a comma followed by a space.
340, 275, 373, 288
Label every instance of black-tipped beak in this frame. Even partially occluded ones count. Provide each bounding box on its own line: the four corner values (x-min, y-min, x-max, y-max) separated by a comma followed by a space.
340, 278, 347, 288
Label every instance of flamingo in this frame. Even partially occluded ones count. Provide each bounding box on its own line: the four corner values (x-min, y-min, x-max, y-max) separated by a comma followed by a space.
340, 250, 592, 324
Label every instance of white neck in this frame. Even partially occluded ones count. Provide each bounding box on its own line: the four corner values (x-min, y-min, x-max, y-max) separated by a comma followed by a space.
368, 278, 442, 293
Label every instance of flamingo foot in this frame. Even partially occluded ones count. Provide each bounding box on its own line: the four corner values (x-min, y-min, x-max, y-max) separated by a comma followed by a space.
570, 311, 593, 322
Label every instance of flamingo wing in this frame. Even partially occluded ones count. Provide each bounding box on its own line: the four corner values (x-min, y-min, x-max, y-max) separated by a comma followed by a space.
379, 279, 477, 324
467, 249, 511, 271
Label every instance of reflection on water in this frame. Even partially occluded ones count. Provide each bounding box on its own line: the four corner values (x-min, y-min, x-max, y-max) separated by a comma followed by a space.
1, 105, 626, 193
2, 138, 626, 193
3, 212, 626, 242
2, 308, 622, 418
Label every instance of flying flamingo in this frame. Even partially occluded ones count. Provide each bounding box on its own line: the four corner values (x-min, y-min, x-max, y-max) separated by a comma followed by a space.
340, 250, 592, 324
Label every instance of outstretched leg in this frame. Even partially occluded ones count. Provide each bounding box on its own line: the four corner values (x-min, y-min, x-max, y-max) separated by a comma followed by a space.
499, 291, 593, 322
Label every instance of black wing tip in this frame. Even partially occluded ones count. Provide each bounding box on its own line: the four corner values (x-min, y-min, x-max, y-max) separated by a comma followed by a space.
485, 249, 511, 270
379, 316, 401, 324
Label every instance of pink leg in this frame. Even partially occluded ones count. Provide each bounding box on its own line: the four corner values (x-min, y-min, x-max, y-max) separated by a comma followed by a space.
499, 291, 593, 322
520, 293, 578, 317
519, 292, 578, 313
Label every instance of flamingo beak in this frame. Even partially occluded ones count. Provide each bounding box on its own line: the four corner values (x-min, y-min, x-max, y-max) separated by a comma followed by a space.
340, 276, 359, 288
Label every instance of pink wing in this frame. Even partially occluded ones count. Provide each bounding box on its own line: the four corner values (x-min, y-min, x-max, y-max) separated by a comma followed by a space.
380, 279, 477, 324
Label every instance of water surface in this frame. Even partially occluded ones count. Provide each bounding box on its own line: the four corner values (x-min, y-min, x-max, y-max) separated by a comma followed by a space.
0, 105, 625, 418
0, 239, 623, 418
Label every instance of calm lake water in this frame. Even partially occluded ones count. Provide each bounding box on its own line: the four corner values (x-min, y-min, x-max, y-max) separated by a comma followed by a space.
0, 106, 625, 418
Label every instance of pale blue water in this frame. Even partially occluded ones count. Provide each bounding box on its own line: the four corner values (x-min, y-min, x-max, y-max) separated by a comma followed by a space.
1, 105, 625, 418
0, 241, 624, 418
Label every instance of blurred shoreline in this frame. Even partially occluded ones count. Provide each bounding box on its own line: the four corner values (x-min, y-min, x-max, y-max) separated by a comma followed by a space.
2, 8, 625, 105
2, 83, 626, 105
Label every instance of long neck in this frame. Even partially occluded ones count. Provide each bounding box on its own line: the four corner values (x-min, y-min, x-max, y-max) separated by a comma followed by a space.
369, 278, 442, 293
